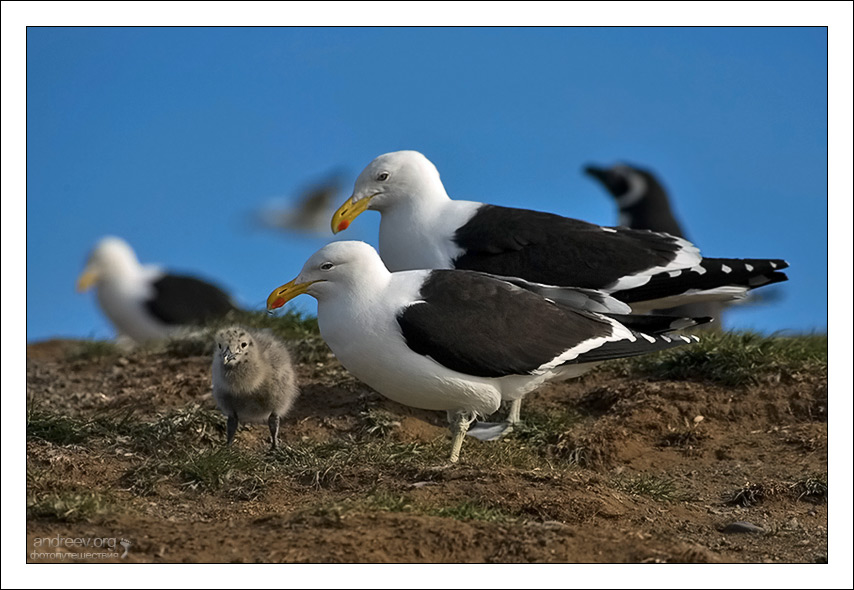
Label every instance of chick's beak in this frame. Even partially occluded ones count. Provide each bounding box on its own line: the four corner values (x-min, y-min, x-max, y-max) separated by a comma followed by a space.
222, 347, 237, 364
331, 194, 373, 234
267, 278, 319, 310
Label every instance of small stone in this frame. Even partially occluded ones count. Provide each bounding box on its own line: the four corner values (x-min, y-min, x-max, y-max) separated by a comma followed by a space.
784, 517, 800, 530
693, 415, 704, 424
721, 521, 765, 534
410, 481, 437, 489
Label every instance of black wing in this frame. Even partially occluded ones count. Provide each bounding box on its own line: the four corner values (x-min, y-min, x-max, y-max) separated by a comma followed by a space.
396, 270, 694, 379
451, 204, 689, 289
145, 274, 237, 326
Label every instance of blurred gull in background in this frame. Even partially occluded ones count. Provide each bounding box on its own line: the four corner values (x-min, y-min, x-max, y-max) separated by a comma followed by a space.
77, 236, 238, 344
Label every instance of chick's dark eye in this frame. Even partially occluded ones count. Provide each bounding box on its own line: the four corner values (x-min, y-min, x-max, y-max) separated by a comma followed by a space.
241, 342, 247, 348
377, 172, 389, 181
320, 262, 334, 271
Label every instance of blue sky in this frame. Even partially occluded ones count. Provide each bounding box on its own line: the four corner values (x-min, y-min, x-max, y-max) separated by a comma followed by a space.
24, 26, 828, 341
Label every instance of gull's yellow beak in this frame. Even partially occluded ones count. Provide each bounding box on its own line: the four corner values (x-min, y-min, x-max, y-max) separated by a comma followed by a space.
266, 278, 320, 310
331, 194, 373, 234
76, 267, 99, 292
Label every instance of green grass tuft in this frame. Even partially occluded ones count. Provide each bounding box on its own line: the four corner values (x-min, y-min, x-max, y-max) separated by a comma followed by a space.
28, 491, 114, 522
27, 407, 90, 445
614, 473, 681, 502
129, 405, 225, 450
603, 332, 827, 386
359, 408, 401, 438
271, 437, 446, 488
177, 446, 264, 491
365, 489, 414, 513
509, 408, 581, 448
64, 339, 120, 362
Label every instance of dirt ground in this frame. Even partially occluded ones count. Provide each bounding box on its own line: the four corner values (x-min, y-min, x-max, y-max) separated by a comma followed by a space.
25, 337, 828, 564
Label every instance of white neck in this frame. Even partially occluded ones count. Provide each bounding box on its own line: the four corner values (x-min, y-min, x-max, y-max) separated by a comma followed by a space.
379, 198, 481, 271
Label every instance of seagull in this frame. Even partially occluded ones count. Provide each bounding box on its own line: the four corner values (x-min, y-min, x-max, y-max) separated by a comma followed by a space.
267, 241, 702, 463
77, 236, 237, 343
330, 151, 788, 314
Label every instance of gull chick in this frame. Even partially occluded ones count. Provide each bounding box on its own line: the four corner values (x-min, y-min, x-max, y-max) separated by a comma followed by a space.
211, 327, 299, 450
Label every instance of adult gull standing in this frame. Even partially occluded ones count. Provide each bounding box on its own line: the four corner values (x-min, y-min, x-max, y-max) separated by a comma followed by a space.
267, 241, 702, 463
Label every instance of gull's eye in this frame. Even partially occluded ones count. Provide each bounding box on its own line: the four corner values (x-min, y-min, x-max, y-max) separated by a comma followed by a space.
241, 342, 248, 349
218, 343, 221, 349
376, 172, 389, 182
320, 262, 334, 271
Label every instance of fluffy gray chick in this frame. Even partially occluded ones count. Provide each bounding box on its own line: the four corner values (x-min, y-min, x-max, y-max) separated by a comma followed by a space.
211, 326, 299, 450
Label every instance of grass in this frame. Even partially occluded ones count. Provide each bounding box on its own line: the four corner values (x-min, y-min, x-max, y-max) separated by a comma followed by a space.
127, 405, 224, 450
430, 500, 512, 523
728, 482, 780, 507
27, 491, 115, 523
659, 426, 706, 448
177, 447, 267, 495
365, 489, 414, 513
509, 408, 581, 447
727, 473, 827, 507
298, 490, 516, 524
614, 473, 682, 502
27, 400, 225, 452
602, 331, 827, 386
359, 408, 401, 438
27, 406, 91, 445
64, 339, 120, 362
791, 474, 828, 503
271, 437, 447, 488
553, 429, 615, 469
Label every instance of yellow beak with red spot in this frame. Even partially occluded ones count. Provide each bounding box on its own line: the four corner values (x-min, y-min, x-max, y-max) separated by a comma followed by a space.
266, 278, 321, 310
331, 194, 374, 234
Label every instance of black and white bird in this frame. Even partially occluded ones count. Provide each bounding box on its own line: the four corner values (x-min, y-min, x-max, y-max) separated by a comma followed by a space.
267, 241, 703, 463
584, 163, 686, 238
212, 326, 299, 450
77, 236, 238, 343
330, 151, 788, 314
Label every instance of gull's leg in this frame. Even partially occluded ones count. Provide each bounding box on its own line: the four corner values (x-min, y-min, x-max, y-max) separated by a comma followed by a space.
268, 413, 280, 450
226, 413, 238, 446
448, 410, 476, 463
507, 399, 522, 425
